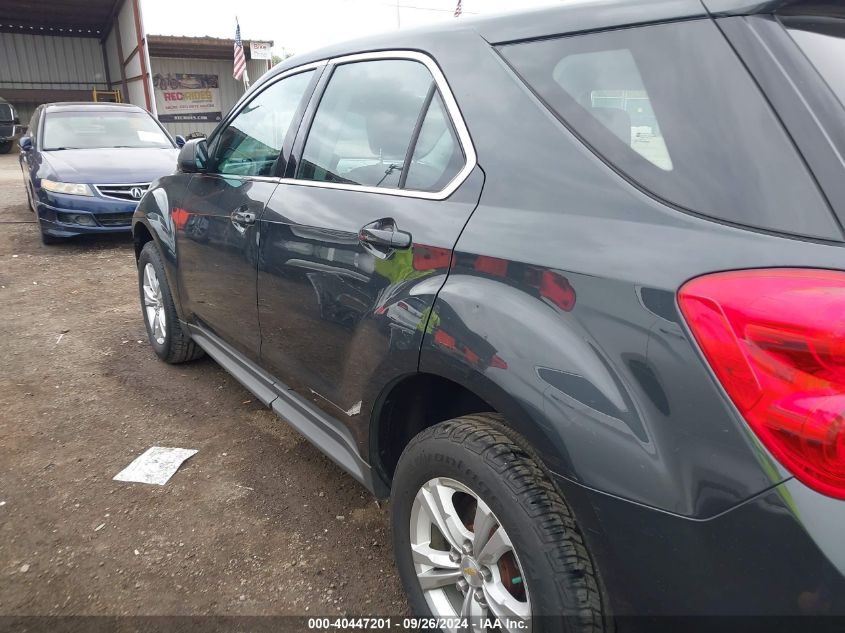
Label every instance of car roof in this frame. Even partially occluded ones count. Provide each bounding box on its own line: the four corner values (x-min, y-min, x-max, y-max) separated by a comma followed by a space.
269, 0, 809, 79
43, 102, 147, 113
701, 0, 840, 16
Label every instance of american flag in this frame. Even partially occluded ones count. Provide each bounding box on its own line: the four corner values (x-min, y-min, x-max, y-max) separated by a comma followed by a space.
233, 22, 248, 85
454, 0, 462, 17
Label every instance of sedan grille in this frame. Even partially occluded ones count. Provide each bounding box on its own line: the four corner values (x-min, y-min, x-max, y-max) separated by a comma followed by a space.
96, 212, 133, 227
94, 183, 150, 202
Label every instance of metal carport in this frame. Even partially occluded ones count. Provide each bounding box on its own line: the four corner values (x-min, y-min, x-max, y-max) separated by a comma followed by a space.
0, 0, 154, 127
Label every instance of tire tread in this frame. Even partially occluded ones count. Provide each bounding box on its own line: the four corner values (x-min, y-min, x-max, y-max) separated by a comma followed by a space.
139, 242, 204, 364
401, 413, 609, 632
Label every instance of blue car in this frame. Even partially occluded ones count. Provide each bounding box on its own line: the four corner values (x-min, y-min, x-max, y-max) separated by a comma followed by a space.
18, 102, 184, 244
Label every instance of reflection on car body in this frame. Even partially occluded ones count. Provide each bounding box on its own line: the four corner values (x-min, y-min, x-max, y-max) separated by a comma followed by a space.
133, 0, 845, 623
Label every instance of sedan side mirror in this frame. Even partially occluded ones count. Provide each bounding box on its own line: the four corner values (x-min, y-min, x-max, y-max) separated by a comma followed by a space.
19, 136, 32, 151
177, 138, 208, 173
175, 135, 186, 148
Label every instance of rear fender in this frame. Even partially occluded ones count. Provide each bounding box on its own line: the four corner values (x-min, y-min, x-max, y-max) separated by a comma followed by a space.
420, 270, 781, 519
419, 273, 610, 480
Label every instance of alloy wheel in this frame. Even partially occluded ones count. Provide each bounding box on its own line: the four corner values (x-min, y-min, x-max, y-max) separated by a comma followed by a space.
410, 477, 531, 633
142, 263, 167, 345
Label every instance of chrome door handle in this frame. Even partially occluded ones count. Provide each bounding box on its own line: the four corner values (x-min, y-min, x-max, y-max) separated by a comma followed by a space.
359, 219, 412, 254
231, 209, 256, 226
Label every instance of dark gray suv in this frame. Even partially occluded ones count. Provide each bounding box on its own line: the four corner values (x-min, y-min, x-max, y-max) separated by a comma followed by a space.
132, 0, 845, 626
0, 98, 23, 154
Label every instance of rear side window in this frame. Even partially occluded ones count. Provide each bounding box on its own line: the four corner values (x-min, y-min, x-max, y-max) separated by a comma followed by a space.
500, 19, 837, 239
404, 92, 465, 192
298, 59, 466, 193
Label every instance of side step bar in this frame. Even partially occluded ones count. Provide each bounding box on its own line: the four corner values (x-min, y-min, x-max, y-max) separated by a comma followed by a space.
186, 323, 376, 492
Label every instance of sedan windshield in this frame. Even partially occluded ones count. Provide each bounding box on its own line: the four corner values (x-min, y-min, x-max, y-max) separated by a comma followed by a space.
0, 103, 13, 122
42, 110, 173, 151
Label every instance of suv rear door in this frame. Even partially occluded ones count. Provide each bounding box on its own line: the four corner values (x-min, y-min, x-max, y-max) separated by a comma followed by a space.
257, 51, 483, 427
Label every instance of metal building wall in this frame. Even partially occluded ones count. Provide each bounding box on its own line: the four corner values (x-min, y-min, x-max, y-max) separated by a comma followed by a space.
101, 0, 153, 112
149, 56, 268, 137
0, 32, 109, 125
0, 32, 108, 90
104, 28, 123, 97
10, 101, 40, 131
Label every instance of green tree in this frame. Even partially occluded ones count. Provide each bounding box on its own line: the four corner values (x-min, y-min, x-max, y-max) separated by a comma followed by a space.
271, 50, 293, 66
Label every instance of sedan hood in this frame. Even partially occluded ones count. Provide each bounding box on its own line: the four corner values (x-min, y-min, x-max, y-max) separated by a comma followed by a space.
43, 147, 179, 184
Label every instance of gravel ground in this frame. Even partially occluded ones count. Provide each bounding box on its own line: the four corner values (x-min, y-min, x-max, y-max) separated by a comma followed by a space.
0, 153, 407, 621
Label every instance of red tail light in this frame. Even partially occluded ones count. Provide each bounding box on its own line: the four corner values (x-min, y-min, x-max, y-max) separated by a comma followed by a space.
678, 269, 845, 499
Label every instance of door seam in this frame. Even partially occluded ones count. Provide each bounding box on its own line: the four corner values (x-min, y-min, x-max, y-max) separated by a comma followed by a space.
415, 163, 488, 371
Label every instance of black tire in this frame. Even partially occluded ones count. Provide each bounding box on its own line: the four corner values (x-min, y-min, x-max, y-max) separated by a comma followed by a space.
138, 241, 204, 364
0, 140, 12, 154
392, 414, 610, 633
40, 229, 65, 245
25, 182, 36, 213
36, 203, 64, 244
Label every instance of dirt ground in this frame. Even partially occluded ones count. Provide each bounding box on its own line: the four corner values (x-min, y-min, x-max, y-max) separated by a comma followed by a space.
0, 153, 407, 621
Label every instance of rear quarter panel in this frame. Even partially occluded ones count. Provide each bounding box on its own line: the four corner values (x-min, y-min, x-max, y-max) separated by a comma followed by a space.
420, 30, 845, 519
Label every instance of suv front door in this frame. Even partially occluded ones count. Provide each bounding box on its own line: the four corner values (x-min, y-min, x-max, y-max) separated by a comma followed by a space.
176, 68, 319, 361
257, 53, 482, 437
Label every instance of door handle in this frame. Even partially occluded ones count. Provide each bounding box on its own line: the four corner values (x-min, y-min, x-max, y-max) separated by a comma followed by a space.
231, 209, 256, 226
359, 219, 412, 256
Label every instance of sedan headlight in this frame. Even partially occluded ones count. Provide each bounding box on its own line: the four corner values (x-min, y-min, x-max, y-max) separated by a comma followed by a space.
41, 179, 93, 197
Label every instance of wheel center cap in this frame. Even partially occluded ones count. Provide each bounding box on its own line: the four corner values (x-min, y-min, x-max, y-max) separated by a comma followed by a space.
460, 555, 483, 587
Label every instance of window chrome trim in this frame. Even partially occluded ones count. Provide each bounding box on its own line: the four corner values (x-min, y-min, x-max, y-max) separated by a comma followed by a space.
279, 50, 478, 201
202, 174, 280, 184
206, 60, 328, 176
231, 59, 327, 119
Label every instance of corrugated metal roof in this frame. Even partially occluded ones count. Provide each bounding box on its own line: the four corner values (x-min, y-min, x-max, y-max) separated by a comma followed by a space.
0, 0, 121, 38
147, 35, 274, 61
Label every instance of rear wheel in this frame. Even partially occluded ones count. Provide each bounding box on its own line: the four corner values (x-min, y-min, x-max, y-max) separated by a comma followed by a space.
392, 414, 609, 633
0, 140, 12, 154
138, 241, 204, 363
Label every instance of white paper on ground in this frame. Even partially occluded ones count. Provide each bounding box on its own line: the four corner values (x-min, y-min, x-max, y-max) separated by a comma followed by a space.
113, 446, 198, 485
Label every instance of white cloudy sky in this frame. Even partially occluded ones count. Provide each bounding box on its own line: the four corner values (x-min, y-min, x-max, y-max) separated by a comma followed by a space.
141, 0, 566, 58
